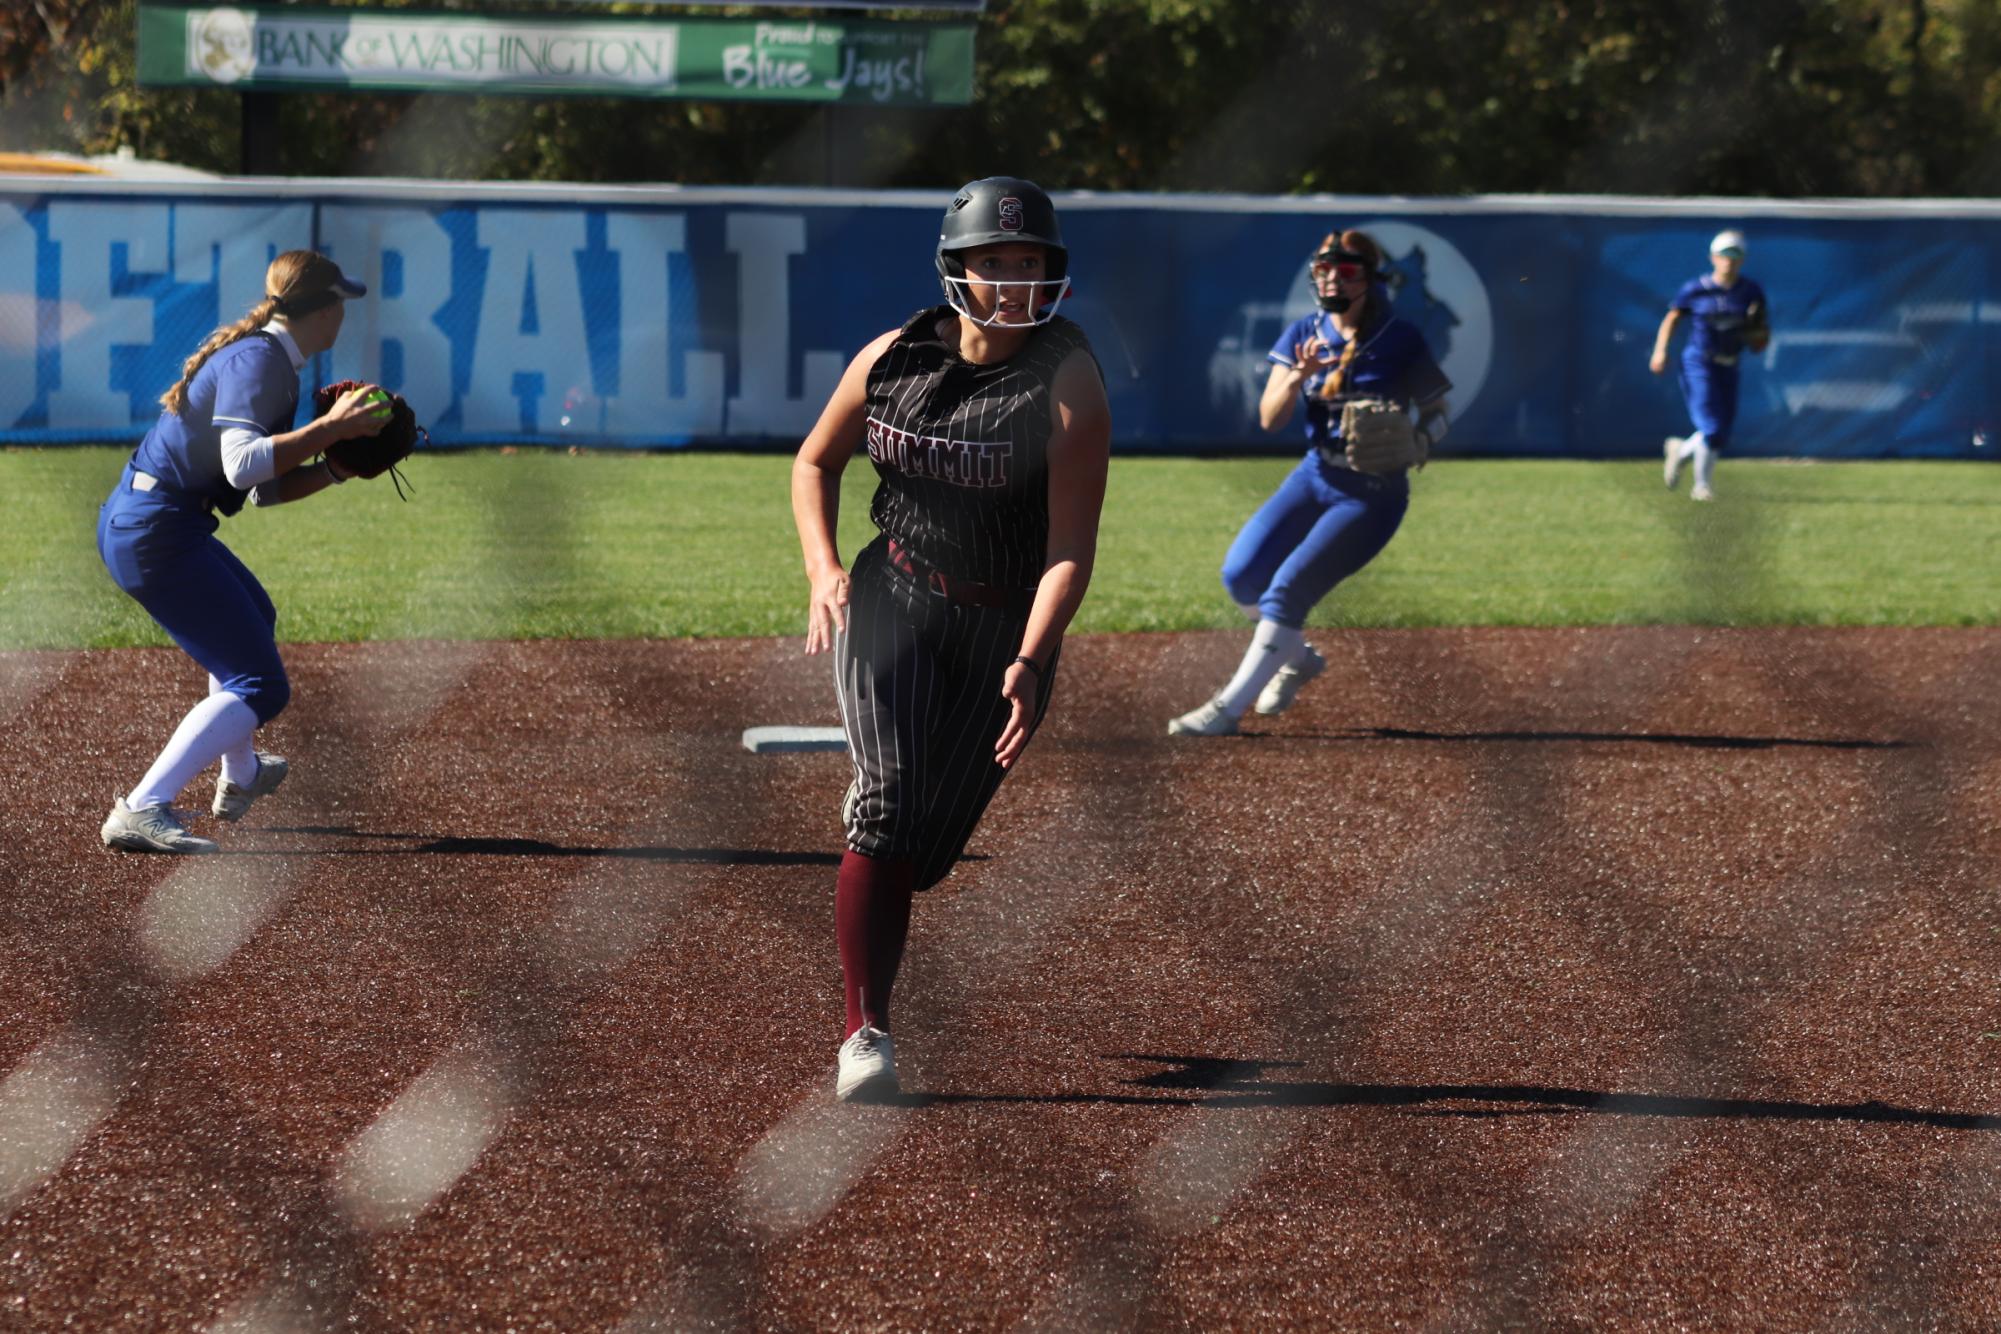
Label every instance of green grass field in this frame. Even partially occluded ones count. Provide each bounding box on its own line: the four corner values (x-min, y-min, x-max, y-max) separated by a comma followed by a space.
3, 447, 1995, 649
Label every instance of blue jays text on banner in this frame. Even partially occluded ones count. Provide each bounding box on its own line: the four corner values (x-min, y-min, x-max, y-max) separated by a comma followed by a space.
0, 180, 1993, 457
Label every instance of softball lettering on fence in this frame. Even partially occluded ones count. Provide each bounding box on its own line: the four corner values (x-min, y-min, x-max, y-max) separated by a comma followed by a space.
3, 185, 1997, 455
2, 197, 847, 443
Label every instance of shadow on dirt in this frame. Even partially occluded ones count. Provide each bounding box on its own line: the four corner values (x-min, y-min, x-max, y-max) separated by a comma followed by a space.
883, 1055, 1998, 1129
257, 828, 845, 864
1271, 727, 1912, 750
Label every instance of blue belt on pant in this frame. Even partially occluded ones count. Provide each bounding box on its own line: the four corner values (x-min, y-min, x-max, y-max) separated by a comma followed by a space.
130, 469, 216, 515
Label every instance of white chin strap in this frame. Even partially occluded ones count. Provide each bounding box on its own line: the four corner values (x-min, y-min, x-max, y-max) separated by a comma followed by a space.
942, 276, 1071, 328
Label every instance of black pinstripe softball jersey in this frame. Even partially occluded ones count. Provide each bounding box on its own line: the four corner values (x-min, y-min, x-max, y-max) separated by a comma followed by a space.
863, 305, 1098, 588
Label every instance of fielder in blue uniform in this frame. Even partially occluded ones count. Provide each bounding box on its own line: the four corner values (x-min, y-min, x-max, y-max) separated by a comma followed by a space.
97, 249, 393, 854
1651, 228, 1770, 502
1168, 228, 1450, 737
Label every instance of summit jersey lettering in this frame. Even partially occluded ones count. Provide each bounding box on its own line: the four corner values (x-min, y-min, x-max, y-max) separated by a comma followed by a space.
864, 305, 1094, 588
864, 418, 1012, 489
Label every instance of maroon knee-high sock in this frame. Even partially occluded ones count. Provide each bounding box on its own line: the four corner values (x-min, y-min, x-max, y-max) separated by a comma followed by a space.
836, 849, 916, 1037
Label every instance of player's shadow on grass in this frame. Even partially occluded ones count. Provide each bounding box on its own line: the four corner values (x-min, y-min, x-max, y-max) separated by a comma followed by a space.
891, 1055, 1998, 1129
1274, 726, 1912, 751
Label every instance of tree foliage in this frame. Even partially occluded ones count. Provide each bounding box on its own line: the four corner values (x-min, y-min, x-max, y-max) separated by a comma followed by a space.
5, 0, 2001, 195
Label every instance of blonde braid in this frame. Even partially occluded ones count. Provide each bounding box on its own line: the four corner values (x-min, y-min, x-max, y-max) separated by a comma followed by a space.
159, 296, 281, 416
1316, 334, 1364, 402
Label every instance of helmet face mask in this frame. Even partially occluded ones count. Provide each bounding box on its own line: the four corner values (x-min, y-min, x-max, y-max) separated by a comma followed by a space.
940, 260, 1072, 329
1311, 242, 1375, 314
936, 176, 1070, 327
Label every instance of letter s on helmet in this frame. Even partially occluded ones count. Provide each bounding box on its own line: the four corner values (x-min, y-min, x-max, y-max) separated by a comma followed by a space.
935, 176, 1071, 326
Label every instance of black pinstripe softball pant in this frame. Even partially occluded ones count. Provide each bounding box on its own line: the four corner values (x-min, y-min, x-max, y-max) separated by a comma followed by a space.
834, 537, 1056, 891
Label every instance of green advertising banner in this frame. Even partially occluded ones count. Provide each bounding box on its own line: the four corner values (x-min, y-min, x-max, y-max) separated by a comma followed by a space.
136, 6, 974, 104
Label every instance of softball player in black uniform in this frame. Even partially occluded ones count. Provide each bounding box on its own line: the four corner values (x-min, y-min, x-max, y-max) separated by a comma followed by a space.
791, 177, 1112, 1101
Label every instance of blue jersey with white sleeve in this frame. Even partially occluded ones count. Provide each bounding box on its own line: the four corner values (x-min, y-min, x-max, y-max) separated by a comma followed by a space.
131, 332, 300, 516
1266, 294, 1451, 444
1672, 275, 1768, 368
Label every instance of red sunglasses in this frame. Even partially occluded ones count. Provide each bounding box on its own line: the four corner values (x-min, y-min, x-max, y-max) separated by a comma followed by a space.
1311, 259, 1368, 282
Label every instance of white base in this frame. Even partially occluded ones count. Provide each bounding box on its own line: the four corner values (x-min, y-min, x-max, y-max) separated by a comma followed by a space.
742, 725, 849, 754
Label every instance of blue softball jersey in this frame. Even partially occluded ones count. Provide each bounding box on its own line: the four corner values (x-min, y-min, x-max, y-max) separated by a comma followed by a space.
130, 331, 301, 516
1671, 275, 1769, 368
1266, 296, 1451, 445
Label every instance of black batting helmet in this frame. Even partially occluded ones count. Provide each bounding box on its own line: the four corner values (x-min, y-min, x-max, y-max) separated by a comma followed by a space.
934, 177, 1070, 324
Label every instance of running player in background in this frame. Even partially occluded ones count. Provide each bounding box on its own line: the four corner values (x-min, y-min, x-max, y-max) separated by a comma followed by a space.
96, 250, 391, 854
1652, 228, 1770, 502
1166, 229, 1450, 738
790, 177, 1112, 1101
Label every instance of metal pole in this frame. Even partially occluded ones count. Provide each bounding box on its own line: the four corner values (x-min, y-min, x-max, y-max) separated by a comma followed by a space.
240, 90, 282, 175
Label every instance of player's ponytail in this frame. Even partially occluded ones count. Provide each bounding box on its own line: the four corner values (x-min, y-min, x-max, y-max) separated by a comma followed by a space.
1317, 335, 1364, 402
1315, 229, 1385, 402
159, 297, 282, 416
158, 249, 339, 416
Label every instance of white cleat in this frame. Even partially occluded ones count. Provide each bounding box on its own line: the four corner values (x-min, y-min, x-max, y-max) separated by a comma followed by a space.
101, 798, 219, 855
212, 752, 289, 822
836, 1025, 898, 1102
1167, 698, 1239, 737
1663, 437, 1684, 491
1255, 645, 1327, 716
1690, 483, 1715, 502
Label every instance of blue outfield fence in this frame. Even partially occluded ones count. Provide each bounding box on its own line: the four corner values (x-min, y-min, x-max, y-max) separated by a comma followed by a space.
1, 178, 1996, 457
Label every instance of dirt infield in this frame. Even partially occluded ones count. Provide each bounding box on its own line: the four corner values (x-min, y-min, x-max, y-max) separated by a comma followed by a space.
2, 626, 1998, 1330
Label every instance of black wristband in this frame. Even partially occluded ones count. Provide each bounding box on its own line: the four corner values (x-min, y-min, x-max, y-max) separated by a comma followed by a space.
1012, 655, 1042, 676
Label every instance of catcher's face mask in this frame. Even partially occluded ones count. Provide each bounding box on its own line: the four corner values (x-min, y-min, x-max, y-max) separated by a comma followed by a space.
1311, 248, 1373, 313
941, 242, 1071, 328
